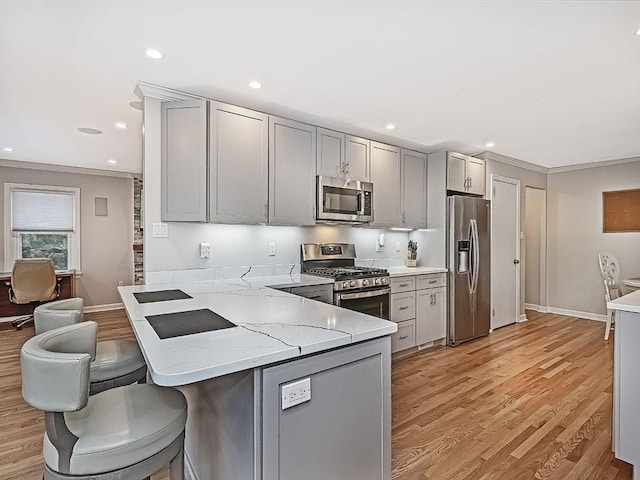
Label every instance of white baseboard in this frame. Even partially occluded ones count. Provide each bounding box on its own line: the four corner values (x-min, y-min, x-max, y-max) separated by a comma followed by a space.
524, 303, 549, 313
546, 306, 607, 323
518, 314, 528, 322
83, 302, 124, 313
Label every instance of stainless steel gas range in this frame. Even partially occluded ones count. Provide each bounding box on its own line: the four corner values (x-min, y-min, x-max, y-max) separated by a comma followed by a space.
301, 243, 390, 320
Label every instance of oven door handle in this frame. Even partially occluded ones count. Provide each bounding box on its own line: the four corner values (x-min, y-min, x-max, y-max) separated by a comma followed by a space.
338, 287, 391, 300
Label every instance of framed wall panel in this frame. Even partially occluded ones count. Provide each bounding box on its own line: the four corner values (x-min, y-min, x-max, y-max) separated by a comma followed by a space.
603, 189, 640, 233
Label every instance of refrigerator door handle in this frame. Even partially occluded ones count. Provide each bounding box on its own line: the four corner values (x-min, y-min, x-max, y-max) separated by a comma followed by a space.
470, 218, 480, 294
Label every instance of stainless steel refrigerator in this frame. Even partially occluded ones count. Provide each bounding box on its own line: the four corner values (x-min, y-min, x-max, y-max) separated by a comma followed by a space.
447, 195, 491, 346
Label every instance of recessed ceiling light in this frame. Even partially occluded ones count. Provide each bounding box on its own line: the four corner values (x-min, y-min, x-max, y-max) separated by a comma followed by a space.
129, 101, 143, 111
385, 123, 396, 130
3, 146, 14, 152
107, 159, 117, 165
485, 142, 495, 148
249, 81, 262, 89
78, 127, 103, 135
115, 122, 128, 129
145, 48, 163, 60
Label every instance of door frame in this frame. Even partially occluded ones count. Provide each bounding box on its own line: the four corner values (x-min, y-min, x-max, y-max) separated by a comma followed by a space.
489, 174, 521, 329
524, 186, 548, 313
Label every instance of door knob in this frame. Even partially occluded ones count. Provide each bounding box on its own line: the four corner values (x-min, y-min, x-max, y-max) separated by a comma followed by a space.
513, 259, 520, 264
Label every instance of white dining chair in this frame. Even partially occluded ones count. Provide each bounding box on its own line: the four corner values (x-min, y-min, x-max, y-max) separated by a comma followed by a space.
599, 252, 622, 340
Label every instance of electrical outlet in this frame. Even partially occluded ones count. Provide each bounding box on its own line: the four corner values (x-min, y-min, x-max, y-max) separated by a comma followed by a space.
199, 242, 211, 259
268, 242, 276, 256
396, 241, 401, 252
281, 378, 311, 410
376, 242, 383, 252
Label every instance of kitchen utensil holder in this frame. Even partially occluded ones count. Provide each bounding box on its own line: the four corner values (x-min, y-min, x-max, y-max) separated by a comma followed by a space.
405, 259, 417, 267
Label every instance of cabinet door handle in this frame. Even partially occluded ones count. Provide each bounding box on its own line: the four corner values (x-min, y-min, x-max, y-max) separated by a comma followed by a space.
399, 283, 409, 287
428, 279, 437, 284
399, 335, 409, 340
430, 294, 435, 305
307, 295, 322, 299
399, 306, 409, 311
469, 177, 472, 189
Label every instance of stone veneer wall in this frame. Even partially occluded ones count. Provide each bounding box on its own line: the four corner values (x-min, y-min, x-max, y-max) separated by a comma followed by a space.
133, 177, 143, 285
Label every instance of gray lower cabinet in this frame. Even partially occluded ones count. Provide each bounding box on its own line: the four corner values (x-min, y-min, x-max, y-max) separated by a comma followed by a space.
401, 149, 427, 229
390, 273, 447, 353
370, 142, 402, 227
209, 102, 268, 223
179, 337, 391, 480
161, 99, 208, 222
269, 116, 316, 225
262, 337, 391, 480
416, 285, 447, 345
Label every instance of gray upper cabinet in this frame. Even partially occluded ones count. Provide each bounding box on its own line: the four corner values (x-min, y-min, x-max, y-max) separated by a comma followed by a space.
466, 157, 486, 196
370, 142, 402, 227
345, 135, 370, 182
269, 116, 316, 226
317, 128, 345, 178
161, 99, 209, 222
401, 149, 427, 229
209, 103, 268, 224
447, 152, 486, 196
317, 129, 370, 182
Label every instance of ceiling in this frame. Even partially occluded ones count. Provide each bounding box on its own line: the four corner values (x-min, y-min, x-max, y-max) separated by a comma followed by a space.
1, 1, 639, 174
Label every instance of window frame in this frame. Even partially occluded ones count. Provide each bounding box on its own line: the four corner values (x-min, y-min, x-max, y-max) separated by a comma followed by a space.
3, 183, 81, 272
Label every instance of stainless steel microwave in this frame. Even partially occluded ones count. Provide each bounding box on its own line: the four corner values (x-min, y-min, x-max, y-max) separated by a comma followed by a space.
316, 175, 373, 223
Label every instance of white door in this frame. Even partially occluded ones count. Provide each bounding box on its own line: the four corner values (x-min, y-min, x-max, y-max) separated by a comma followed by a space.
491, 176, 520, 330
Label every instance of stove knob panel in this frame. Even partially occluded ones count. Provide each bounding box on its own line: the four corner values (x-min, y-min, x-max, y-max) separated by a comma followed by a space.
363, 279, 369, 287
350, 281, 356, 287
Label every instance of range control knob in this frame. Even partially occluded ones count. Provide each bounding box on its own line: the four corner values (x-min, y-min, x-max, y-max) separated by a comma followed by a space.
375, 278, 381, 285
380, 277, 388, 285
350, 280, 356, 287
342, 282, 349, 289
363, 279, 369, 287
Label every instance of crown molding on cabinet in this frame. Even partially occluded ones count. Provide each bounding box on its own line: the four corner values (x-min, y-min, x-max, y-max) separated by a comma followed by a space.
474, 151, 549, 174
135, 81, 202, 102
547, 155, 640, 174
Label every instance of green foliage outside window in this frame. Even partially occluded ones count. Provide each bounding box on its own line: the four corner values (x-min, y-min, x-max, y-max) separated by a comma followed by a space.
21, 233, 69, 270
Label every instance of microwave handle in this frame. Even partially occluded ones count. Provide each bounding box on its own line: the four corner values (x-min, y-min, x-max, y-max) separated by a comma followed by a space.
357, 191, 364, 215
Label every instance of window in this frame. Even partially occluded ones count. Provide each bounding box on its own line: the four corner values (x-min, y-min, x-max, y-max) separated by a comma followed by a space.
4, 183, 81, 271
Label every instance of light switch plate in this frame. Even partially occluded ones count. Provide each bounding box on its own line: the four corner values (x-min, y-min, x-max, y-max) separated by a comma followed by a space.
152, 222, 168, 238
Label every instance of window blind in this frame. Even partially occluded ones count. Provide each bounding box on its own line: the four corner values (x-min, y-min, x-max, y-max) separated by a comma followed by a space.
11, 190, 75, 232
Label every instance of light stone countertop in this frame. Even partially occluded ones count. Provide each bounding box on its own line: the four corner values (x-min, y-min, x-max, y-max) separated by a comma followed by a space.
387, 266, 448, 277
608, 288, 640, 314
119, 275, 397, 387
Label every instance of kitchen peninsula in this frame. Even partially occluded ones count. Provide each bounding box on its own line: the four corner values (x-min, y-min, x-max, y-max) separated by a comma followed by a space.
608, 289, 640, 480
119, 275, 397, 480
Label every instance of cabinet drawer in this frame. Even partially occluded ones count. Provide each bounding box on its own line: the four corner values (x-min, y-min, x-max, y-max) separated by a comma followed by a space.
416, 273, 446, 290
391, 319, 415, 353
289, 285, 334, 304
391, 292, 415, 322
390, 276, 416, 293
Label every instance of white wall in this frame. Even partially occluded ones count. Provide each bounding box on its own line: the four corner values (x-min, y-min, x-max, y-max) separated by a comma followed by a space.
0, 164, 134, 307
547, 159, 640, 315
142, 97, 410, 275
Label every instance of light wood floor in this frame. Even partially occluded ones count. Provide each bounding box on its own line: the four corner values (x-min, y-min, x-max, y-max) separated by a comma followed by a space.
0, 310, 632, 480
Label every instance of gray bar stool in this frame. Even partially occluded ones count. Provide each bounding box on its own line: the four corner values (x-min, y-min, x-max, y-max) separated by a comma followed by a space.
21, 321, 187, 480
34, 298, 147, 394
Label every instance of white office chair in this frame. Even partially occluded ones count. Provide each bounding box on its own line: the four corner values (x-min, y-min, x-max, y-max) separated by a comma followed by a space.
599, 252, 622, 341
